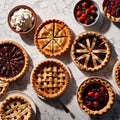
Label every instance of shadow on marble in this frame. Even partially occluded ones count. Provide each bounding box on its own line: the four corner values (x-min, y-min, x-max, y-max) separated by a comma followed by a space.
113, 22, 120, 29
8, 54, 34, 91
35, 105, 41, 120
80, 40, 118, 81
20, 14, 42, 46
84, 13, 111, 34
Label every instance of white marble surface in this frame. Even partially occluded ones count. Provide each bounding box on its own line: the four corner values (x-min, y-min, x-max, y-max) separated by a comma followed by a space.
1, 0, 120, 120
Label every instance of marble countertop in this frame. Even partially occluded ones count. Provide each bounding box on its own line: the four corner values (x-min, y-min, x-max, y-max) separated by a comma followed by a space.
1, 0, 120, 120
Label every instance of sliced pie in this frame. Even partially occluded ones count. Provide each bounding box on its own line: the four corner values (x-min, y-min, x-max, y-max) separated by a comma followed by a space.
0, 81, 9, 97
32, 59, 70, 99
34, 19, 71, 56
103, 0, 120, 22
0, 40, 29, 82
77, 77, 115, 116
71, 31, 110, 71
0, 96, 32, 120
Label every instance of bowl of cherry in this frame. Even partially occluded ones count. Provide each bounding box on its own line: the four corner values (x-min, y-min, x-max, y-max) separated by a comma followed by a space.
74, 0, 100, 27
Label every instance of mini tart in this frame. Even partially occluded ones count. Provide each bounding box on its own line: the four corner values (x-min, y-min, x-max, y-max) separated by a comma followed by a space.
77, 77, 115, 116
103, 0, 120, 22
71, 31, 110, 71
0, 81, 9, 97
32, 59, 70, 99
34, 19, 72, 57
0, 96, 32, 120
0, 40, 29, 82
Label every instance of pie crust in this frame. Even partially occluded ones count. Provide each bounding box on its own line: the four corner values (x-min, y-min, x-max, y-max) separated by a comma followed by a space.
0, 96, 32, 120
34, 19, 72, 56
0, 81, 9, 97
32, 59, 70, 99
71, 31, 110, 71
77, 77, 115, 116
0, 40, 29, 82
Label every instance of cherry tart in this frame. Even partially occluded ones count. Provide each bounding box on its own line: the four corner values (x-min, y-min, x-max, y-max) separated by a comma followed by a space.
77, 77, 115, 116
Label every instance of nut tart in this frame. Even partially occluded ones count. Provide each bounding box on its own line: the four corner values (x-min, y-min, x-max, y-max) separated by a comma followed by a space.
32, 59, 70, 99
77, 77, 115, 116
0, 81, 9, 97
71, 31, 110, 71
0, 40, 29, 82
34, 19, 72, 56
103, 0, 120, 22
0, 96, 32, 120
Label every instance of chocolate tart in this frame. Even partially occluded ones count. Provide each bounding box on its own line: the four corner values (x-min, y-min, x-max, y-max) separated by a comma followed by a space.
71, 31, 110, 71
0, 40, 29, 82
103, 0, 120, 22
32, 59, 70, 99
77, 77, 115, 116
34, 19, 72, 57
0, 96, 32, 120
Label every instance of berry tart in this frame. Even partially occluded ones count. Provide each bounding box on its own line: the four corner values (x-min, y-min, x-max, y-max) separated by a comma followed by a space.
32, 59, 70, 99
34, 19, 72, 57
0, 96, 32, 120
103, 0, 120, 22
74, 0, 100, 26
71, 31, 110, 71
0, 40, 29, 82
77, 77, 115, 116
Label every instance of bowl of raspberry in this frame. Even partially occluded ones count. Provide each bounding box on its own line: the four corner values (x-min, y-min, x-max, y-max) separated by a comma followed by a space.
74, 0, 100, 27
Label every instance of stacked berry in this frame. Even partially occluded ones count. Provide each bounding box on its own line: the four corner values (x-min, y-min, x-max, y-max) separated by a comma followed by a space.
74, 0, 99, 25
82, 84, 109, 110
103, 0, 120, 17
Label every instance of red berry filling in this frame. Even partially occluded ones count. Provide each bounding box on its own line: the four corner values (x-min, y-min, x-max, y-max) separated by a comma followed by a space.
82, 83, 109, 110
103, 0, 120, 17
74, 0, 98, 25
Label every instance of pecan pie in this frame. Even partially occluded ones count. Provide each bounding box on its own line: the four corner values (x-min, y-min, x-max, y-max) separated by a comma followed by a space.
0, 81, 9, 97
103, 0, 120, 22
34, 19, 71, 56
0, 40, 28, 82
0, 96, 32, 120
71, 32, 110, 71
77, 77, 115, 116
32, 59, 70, 99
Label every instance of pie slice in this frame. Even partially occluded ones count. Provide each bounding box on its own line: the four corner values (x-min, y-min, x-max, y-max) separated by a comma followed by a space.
77, 77, 115, 115
0, 96, 32, 120
0, 81, 9, 97
34, 19, 71, 56
32, 59, 70, 99
71, 31, 110, 71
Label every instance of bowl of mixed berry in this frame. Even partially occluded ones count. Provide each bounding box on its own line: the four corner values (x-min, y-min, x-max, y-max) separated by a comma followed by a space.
74, 0, 100, 26
77, 77, 115, 116
103, 0, 120, 22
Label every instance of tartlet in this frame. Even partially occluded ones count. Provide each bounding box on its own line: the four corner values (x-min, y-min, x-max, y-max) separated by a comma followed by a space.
0, 40, 29, 82
0, 96, 32, 120
8, 5, 37, 34
32, 59, 70, 99
71, 31, 110, 71
103, 0, 120, 22
77, 77, 115, 116
34, 19, 72, 57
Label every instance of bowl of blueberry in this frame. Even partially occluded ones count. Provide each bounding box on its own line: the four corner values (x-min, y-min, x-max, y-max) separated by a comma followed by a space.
74, 0, 100, 27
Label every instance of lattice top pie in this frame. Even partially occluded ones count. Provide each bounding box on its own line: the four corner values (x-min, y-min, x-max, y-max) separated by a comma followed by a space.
71, 32, 110, 71
34, 19, 71, 56
77, 77, 115, 116
0, 96, 32, 120
0, 40, 29, 82
32, 59, 70, 99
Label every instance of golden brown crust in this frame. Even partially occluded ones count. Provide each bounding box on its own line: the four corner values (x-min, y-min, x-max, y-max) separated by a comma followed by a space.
32, 59, 70, 99
34, 19, 72, 57
77, 77, 115, 116
0, 96, 32, 120
115, 64, 120, 88
0, 40, 29, 82
71, 31, 110, 72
